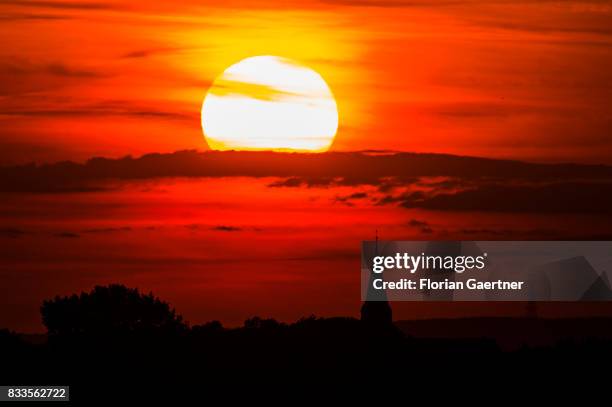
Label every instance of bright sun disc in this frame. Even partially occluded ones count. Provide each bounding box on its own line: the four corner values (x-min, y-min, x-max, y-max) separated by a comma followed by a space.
201, 56, 338, 152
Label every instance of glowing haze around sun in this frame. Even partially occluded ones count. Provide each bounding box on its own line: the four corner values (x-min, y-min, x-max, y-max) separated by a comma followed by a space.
201, 56, 338, 152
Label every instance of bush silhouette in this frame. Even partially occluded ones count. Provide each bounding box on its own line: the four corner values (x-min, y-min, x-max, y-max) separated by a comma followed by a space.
41, 284, 186, 337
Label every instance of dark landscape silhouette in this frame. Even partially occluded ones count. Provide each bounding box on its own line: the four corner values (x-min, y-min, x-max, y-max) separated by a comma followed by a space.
3, 283, 612, 395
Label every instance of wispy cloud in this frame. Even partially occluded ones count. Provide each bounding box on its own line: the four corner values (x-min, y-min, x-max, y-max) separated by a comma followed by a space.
406, 218, 433, 234
0, 100, 195, 120
82, 226, 132, 234
54, 231, 80, 238
0, 228, 28, 238
334, 191, 368, 206
0, 12, 71, 21
0, 61, 106, 78
212, 225, 242, 232
3, 1, 117, 11
388, 182, 612, 213
120, 46, 198, 59
321, 0, 465, 8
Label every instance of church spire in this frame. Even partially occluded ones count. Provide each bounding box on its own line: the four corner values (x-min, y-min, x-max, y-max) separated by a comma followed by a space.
360, 229, 393, 326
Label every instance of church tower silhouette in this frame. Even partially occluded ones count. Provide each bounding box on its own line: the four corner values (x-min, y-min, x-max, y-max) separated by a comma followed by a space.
360, 230, 393, 326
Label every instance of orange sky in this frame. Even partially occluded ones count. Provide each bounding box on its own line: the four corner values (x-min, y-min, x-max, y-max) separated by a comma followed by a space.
1, 0, 612, 164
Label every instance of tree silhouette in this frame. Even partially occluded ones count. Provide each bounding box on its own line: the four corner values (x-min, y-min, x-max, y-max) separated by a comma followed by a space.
40, 284, 186, 337
243, 317, 284, 330
191, 320, 224, 337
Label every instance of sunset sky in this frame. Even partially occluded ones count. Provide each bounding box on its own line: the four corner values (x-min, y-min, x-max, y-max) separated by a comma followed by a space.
1, 0, 612, 164
1, 1, 612, 332
3, 150, 612, 332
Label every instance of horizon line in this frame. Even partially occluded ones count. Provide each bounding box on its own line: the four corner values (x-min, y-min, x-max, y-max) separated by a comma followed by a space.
5, 148, 611, 169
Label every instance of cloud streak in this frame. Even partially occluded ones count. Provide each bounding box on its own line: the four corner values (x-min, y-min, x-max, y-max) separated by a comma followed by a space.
3, 1, 117, 11
2, 150, 612, 214
0, 100, 195, 121
212, 225, 243, 232
389, 182, 612, 213
0, 61, 106, 78
0, 13, 71, 21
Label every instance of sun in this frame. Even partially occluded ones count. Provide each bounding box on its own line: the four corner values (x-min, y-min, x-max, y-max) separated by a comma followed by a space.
201, 56, 338, 152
